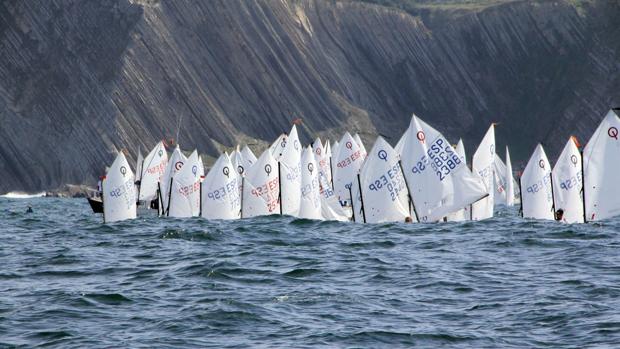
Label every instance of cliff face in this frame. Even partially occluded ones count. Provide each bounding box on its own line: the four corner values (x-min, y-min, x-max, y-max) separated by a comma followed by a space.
0, 0, 618, 193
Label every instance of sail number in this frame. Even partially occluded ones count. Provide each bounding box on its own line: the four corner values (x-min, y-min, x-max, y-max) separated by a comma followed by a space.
368, 163, 406, 201
146, 162, 166, 175
206, 177, 239, 202
526, 173, 552, 195
336, 150, 362, 168
251, 176, 280, 212
558, 171, 582, 191
109, 177, 135, 208
411, 138, 461, 181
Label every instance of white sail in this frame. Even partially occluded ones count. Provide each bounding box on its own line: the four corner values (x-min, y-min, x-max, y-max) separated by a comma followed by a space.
241, 146, 257, 168
230, 147, 245, 193
299, 147, 323, 220
446, 139, 469, 221
270, 134, 288, 159
313, 138, 333, 190
505, 146, 515, 207
315, 140, 348, 221
134, 148, 143, 201
354, 133, 367, 160
201, 153, 241, 220
279, 125, 302, 216
332, 141, 340, 162
324, 140, 332, 158
137, 141, 168, 202
520, 144, 554, 220
358, 137, 410, 223
135, 149, 143, 183
168, 150, 204, 218
312, 137, 324, 157
471, 124, 496, 220
332, 132, 364, 207
583, 109, 620, 222
160, 145, 188, 213
493, 154, 509, 206
241, 149, 280, 218
399, 115, 488, 222
323, 140, 334, 185
552, 137, 584, 223
318, 172, 349, 222
231, 147, 244, 177
103, 152, 137, 223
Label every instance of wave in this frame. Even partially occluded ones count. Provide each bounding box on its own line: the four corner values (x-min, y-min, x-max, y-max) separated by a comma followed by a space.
1, 191, 46, 199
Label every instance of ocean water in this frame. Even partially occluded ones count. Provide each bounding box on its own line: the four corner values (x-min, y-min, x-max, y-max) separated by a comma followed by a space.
1, 198, 619, 348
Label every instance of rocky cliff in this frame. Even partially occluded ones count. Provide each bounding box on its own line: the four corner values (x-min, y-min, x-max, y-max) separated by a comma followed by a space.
0, 0, 618, 193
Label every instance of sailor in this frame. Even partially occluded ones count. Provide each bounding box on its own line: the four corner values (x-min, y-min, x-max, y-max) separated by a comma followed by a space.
97, 178, 103, 198
26, 205, 33, 213
554, 209, 565, 222
405, 216, 413, 223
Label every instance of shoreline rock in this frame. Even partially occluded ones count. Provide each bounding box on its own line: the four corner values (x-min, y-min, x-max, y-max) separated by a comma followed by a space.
44, 184, 96, 198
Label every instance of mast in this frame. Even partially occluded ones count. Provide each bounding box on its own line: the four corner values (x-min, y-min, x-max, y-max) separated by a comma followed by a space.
580, 148, 587, 223
398, 160, 419, 222
278, 161, 283, 215
548, 170, 556, 218
357, 174, 367, 223
101, 176, 107, 223
348, 184, 356, 222
199, 179, 203, 217
518, 174, 523, 218
166, 177, 173, 217
240, 177, 244, 219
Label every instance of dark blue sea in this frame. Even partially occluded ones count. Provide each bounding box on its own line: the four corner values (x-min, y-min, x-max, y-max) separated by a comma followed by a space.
1, 197, 619, 348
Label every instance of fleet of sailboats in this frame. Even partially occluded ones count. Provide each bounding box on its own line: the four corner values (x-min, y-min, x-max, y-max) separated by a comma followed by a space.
98, 109, 620, 225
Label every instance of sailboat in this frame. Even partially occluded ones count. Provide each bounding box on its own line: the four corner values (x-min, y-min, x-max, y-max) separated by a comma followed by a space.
471, 124, 496, 220
313, 140, 348, 221
583, 108, 620, 222
168, 150, 204, 218
241, 149, 280, 218
201, 153, 241, 220
136, 141, 168, 207
299, 146, 323, 220
552, 137, 584, 223
102, 152, 137, 223
493, 153, 509, 206
159, 145, 188, 215
520, 144, 554, 220
332, 132, 364, 210
278, 125, 302, 217
398, 114, 487, 222
356, 137, 410, 223
313, 138, 333, 190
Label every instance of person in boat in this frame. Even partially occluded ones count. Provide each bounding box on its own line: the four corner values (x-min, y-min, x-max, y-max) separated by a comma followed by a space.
97, 178, 103, 198
405, 216, 413, 223
554, 209, 565, 222
26, 205, 33, 213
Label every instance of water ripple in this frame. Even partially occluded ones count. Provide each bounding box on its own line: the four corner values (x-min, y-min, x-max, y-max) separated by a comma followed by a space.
1, 198, 620, 348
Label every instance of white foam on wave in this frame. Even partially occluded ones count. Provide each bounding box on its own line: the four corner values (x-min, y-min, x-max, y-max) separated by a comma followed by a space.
0, 192, 46, 199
